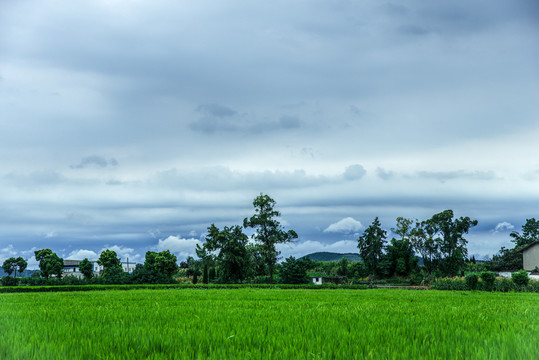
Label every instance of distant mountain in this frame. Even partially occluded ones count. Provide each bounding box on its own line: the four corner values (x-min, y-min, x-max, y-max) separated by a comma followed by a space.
301, 252, 361, 262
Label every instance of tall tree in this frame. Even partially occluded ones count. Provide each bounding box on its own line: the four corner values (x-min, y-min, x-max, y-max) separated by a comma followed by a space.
2, 258, 17, 276
357, 217, 387, 276
243, 193, 298, 283
424, 210, 477, 276
97, 249, 122, 276
279, 256, 309, 284
510, 218, 539, 248
34, 249, 64, 279
79, 258, 94, 279
197, 224, 250, 283
491, 218, 539, 271
409, 221, 440, 274
385, 217, 417, 276
144, 250, 178, 278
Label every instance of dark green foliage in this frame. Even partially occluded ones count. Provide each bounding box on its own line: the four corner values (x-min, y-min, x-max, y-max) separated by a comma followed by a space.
480, 271, 496, 291
208, 267, 216, 282
79, 258, 94, 280
192, 272, 198, 284
432, 276, 538, 293
490, 247, 522, 271
336, 257, 349, 277
424, 210, 478, 276
302, 252, 361, 262
2, 258, 17, 276
197, 224, 250, 283
357, 217, 387, 276
510, 218, 539, 248
349, 261, 369, 278
243, 193, 298, 283
202, 264, 209, 284
465, 273, 478, 290
34, 249, 64, 279
279, 257, 309, 284
1, 276, 18, 286
511, 270, 529, 287
144, 250, 178, 279
97, 249, 122, 276
490, 219, 539, 271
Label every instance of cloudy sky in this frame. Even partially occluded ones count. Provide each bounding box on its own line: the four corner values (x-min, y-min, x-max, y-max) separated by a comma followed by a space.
1, 0, 538, 268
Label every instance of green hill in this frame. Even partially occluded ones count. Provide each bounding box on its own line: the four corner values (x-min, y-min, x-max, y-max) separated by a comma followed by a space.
301, 252, 361, 262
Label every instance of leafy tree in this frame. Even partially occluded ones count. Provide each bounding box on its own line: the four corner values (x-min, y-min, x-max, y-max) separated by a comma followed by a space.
490, 246, 522, 271
2, 257, 26, 277
490, 218, 539, 271
337, 257, 349, 277
181, 256, 199, 277
409, 221, 440, 274
279, 256, 309, 284
423, 210, 477, 276
246, 244, 266, 277
357, 217, 387, 276
510, 218, 539, 248
243, 193, 298, 283
383, 217, 418, 277
97, 249, 122, 277
2, 258, 16, 276
79, 258, 94, 280
34, 249, 64, 279
16, 257, 27, 276
197, 224, 250, 283
144, 250, 178, 278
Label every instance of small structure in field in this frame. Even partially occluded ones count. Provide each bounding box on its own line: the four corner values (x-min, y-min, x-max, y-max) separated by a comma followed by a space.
310, 276, 346, 285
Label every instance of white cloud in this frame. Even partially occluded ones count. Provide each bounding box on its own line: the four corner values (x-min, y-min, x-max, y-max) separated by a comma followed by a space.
156, 235, 202, 261
492, 221, 515, 233
99, 245, 143, 264
324, 217, 363, 234
66, 249, 98, 261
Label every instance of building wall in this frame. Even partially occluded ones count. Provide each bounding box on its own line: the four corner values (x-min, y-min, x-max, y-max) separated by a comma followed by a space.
523, 243, 539, 271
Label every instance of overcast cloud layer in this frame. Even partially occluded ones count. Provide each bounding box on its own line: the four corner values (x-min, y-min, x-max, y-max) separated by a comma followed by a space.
1, 1, 539, 267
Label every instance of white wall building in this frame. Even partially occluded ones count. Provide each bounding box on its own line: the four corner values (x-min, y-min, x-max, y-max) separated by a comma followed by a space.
62, 259, 139, 278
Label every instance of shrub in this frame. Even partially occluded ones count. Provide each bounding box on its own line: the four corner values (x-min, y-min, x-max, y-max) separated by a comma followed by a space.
1, 276, 18, 286
511, 270, 529, 287
480, 271, 496, 291
465, 273, 478, 290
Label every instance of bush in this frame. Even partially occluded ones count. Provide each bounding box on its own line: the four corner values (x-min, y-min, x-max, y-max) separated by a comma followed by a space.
1, 276, 18, 286
512, 270, 529, 287
465, 273, 478, 290
480, 271, 496, 291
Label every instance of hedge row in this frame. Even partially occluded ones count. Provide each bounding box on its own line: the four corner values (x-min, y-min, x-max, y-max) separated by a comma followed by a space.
432, 277, 539, 292
0, 283, 369, 293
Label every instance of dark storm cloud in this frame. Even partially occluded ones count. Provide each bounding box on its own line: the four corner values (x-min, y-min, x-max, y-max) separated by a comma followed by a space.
196, 104, 237, 118
189, 105, 303, 134
1, 0, 538, 262
415, 170, 497, 183
71, 156, 118, 169
376, 168, 395, 181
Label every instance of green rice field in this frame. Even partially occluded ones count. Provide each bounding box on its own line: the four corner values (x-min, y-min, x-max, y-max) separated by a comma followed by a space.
0, 289, 537, 359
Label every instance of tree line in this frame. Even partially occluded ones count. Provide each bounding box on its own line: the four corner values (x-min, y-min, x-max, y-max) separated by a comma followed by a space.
2, 193, 536, 286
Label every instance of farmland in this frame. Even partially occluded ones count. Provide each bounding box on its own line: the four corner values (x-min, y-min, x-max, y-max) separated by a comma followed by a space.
0, 289, 537, 359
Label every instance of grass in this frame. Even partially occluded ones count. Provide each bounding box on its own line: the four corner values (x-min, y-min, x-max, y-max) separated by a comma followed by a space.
0, 289, 537, 359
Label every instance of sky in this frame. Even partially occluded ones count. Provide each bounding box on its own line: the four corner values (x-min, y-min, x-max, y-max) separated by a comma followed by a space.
1, 0, 538, 268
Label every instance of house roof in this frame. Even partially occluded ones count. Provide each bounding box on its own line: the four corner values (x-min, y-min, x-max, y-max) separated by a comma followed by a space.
519, 240, 539, 252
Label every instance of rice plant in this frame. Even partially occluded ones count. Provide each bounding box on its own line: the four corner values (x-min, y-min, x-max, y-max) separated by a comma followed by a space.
0, 289, 537, 359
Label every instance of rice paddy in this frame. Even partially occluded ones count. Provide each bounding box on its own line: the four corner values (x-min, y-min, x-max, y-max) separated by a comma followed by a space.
0, 288, 537, 359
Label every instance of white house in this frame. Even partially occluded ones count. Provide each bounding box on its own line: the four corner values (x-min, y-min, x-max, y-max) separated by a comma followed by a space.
62, 259, 139, 278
